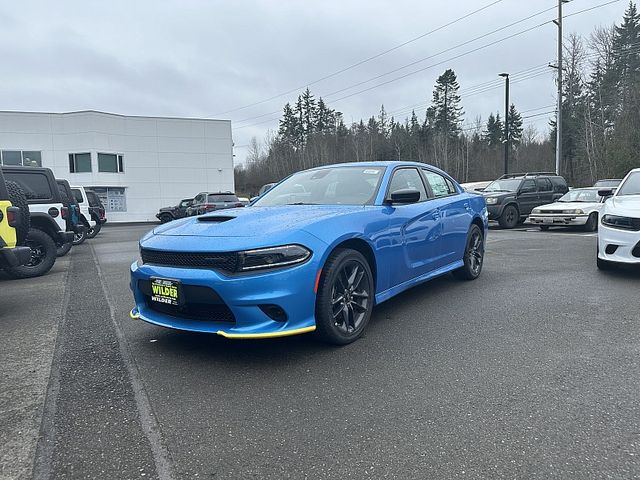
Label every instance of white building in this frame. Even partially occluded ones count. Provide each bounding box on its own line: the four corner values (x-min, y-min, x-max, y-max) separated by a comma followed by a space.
0, 110, 234, 222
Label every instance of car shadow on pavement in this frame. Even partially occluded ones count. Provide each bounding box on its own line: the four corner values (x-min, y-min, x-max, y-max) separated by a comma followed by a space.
143, 273, 459, 365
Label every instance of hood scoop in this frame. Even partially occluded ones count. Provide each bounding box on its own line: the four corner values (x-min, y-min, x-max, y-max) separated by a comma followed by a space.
197, 216, 235, 223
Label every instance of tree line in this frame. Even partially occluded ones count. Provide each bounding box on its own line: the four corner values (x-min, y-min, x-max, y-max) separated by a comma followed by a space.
235, 2, 640, 195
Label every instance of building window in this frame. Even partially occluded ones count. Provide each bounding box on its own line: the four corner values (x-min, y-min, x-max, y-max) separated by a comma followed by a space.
0, 150, 42, 167
69, 153, 92, 173
90, 187, 127, 212
98, 153, 124, 173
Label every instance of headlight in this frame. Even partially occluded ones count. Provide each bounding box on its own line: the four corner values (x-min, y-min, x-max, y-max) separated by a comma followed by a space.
238, 245, 311, 271
485, 197, 498, 205
601, 214, 640, 231
564, 209, 584, 215
531, 208, 541, 214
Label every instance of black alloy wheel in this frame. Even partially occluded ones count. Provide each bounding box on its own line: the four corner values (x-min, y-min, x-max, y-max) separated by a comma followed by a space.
159, 213, 173, 223
4, 228, 56, 279
86, 223, 101, 239
453, 224, 485, 280
498, 205, 519, 229
316, 249, 374, 345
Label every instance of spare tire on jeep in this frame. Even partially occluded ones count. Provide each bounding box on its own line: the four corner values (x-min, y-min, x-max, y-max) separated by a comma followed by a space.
5, 180, 30, 245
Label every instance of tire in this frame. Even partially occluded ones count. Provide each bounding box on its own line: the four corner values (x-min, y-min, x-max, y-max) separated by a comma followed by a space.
4, 228, 56, 278
5, 180, 30, 245
453, 224, 485, 280
498, 205, 519, 229
86, 222, 101, 239
315, 249, 374, 345
539, 225, 550, 231
56, 241, 72, 257
72, 228, 86, 245
159, 213, 173, 223
584, 212, 598, 232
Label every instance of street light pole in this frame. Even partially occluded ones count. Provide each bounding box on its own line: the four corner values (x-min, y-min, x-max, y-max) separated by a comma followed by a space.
499, 73, 510, 175
554, 0, 569, 175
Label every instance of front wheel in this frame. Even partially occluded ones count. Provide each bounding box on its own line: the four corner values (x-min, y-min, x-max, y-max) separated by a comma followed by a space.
86, 223, 101, 239
453, 224, 485, 280
498, 205, 519, 229
4, 228, 57, 279
315, 249, 374, 345
159, 213, 173, 223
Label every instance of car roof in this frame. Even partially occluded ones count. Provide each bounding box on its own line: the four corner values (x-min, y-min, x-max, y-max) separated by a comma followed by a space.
305, 161, 453, 178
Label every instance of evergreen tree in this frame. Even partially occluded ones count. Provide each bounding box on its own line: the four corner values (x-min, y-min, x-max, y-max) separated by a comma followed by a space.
507, 104, 523, 147
301, 88, 317, 138
484, 113, 503, 147
278, 103, 297, 146
428, 69, 464, 138
613, 1, 640, 91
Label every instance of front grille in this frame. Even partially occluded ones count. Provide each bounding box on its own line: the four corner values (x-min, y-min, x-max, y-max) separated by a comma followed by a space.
139, 280, 235, 323
141, 248, 239, 273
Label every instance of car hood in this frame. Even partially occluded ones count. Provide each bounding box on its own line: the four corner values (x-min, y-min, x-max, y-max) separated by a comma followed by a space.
535, 201, 601, 211
604, 195, 640, 217
152, 205, 366, 237
482, 191, 513, 199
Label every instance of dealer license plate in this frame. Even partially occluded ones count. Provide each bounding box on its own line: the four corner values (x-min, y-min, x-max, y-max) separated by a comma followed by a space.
150, 277, 182, 306
543, 217, 553, 224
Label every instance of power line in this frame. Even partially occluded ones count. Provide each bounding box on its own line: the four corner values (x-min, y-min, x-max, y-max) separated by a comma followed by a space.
215, 0, 503, 116
234, 0, 622, 131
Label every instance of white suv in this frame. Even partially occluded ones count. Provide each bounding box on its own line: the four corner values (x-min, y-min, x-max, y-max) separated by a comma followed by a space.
71, 186, 97, 232
597, 168, 640, 270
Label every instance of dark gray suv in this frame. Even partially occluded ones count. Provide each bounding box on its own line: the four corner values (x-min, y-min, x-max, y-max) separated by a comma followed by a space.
482, 172, 569, 228
185, 192, 244, 216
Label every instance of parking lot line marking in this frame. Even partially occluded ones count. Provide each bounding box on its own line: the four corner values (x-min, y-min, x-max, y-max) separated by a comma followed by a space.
90, 244, 176, 480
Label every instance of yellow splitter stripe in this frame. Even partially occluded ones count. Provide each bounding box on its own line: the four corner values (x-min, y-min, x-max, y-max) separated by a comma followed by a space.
129, 308, 315, 339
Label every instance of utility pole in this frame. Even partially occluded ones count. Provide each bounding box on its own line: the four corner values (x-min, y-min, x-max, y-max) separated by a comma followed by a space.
499, 73, 510, 175
554, 0, 568, 175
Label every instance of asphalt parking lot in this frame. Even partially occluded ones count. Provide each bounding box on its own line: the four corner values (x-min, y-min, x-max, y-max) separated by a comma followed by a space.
1, 224, 639, 479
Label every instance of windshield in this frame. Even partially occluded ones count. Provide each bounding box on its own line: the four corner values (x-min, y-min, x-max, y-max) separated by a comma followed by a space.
253, 166, 385, 206
558, 189, 601, 203
484, 178, 522, 192
616, 172, 640, 196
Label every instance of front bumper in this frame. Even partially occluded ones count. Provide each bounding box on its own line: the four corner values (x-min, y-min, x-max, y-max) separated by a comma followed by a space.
528, 214, 589, 226
0, 246, 32, 268
598, 223, 640, 265
129, 255, 321, 338
486, 205, 503, 220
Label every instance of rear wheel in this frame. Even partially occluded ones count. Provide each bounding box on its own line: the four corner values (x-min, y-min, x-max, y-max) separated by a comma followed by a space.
453, 224, 485, 280
498, 205, 519, 229
4, 228, 56, 278
86, 222, 101, 239
5, 180, 30, 245
584, 212, 598, 232
72, 228, 86, 245
56, 241, 72, 257
315, 249, 374, 345
539, 225, 550, 231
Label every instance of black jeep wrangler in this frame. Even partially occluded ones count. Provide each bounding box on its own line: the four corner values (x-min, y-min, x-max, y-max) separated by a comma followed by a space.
156, 198, 193, 223
2, 166, 74, 278
482, 172, 569, 229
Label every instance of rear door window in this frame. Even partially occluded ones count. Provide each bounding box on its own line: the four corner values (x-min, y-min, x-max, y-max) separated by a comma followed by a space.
4, 171, 54, 201
72, 188, 84, 203
536, 178, 552, 191
423, 170, 455, 198
207, 194, 239, 203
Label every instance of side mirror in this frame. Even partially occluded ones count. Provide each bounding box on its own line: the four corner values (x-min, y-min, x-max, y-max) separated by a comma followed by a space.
387, 188, 421, 205
598, 188, 614, 198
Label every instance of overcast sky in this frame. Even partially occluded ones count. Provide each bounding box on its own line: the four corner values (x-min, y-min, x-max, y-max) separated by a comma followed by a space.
0, 0, 629, 164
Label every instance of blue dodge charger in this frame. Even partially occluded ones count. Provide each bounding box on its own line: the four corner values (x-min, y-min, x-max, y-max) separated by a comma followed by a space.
130, 161, 488, 344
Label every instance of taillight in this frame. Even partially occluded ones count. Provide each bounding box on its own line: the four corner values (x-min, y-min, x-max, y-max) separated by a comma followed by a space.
204, 204, 216, 212
61, 207, 69, 219
7, 206, 19, 227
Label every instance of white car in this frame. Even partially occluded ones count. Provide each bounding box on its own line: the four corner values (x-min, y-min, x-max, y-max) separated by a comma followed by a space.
597, 168, 640, 270
528, 187, 604, 231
